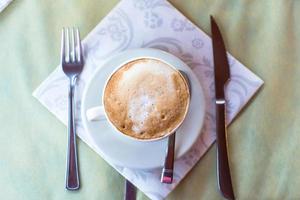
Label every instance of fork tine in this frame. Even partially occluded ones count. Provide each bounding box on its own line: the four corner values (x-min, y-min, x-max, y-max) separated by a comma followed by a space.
76, 28, 82, 62
66, 28, 70, 63
61, 28, 65, 63
71, 28, 76, 62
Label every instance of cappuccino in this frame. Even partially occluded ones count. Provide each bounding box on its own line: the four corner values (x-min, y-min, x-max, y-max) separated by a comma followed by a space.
103, 58, 190, 140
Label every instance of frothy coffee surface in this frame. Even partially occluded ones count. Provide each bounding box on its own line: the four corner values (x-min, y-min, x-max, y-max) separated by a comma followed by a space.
103, 58, 189, 140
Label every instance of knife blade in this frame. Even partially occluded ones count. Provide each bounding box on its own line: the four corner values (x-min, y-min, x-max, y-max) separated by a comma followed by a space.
211, 16, 235, 200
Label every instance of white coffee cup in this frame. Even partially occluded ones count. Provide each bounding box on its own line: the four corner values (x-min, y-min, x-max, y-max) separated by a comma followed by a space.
86, 56, 190, 142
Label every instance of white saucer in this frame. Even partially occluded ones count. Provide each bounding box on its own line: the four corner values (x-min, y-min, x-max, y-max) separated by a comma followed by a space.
81, 48, 205, 169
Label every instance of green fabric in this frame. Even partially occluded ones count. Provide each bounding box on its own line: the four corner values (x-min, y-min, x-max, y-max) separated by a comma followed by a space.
0, 0, 299, 199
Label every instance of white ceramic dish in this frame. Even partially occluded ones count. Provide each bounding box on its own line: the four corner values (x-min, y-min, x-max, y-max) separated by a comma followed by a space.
81, 48, 205, 169
85, 56, 191, 142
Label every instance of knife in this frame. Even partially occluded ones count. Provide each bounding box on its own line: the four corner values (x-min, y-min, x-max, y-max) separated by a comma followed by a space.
211, 16, 235, 200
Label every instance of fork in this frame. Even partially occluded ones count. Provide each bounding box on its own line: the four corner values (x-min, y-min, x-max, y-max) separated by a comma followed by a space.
61, 27, 84, 190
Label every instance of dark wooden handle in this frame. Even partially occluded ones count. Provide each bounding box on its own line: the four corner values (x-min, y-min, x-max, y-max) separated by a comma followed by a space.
124, 180, 136, 200
216, 102, 235, 200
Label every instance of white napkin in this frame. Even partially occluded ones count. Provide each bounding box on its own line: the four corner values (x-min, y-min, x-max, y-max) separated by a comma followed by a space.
33, 0, 263, 199
0, 0, 12, 13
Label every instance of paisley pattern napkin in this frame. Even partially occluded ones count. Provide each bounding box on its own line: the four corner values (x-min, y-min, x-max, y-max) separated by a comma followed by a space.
0, 0, 12, 13
33, 0, 263, 199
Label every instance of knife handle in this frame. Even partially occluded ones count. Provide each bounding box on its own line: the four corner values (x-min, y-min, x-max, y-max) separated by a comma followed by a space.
216, 102, 235, 200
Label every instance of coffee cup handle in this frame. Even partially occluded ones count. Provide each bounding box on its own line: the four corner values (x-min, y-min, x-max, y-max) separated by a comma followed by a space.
86, 106, 106, 121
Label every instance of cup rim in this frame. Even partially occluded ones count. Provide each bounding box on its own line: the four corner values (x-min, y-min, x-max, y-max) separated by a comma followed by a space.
100, 56, 191, 142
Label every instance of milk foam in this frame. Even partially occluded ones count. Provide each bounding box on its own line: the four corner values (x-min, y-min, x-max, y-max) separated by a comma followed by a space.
120, 60, 176, 134
103, 58, 190, 139
129, 94, 159, 133
119, 59, 175, 88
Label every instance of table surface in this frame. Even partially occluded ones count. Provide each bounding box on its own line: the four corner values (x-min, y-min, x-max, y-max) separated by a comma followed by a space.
1, 0, 300, 199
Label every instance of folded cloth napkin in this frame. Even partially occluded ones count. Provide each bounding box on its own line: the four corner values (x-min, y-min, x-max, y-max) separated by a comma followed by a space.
0, 0, 12, 13
33, 0, 263, 199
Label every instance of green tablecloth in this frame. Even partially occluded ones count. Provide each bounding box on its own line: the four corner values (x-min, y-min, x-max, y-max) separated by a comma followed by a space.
1, 0, 300, 199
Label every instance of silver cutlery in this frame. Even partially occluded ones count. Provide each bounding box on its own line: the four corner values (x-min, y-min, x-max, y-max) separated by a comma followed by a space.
61, 27, 84, 190
211, 16, 235, 200
161, 70, 191, 184
161, 132, 175, 184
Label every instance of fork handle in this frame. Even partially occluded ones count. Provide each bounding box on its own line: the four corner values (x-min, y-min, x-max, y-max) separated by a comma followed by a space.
66, 78, 80, 190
